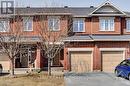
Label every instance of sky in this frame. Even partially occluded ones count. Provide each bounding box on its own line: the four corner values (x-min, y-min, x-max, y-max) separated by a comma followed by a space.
2, 0, 130, 12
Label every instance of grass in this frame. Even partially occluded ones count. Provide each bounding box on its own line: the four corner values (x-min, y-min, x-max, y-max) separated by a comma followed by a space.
0, 73, 64, 86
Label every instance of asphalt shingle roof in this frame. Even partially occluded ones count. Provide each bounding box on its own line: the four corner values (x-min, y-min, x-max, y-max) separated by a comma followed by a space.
0, 7, 130, 17
64, 35, 130, 42
64, 35, 93, 42
14, 7, 96, 17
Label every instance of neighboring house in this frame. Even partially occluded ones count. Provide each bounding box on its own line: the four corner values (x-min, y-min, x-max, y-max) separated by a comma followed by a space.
0, 1, 130, 73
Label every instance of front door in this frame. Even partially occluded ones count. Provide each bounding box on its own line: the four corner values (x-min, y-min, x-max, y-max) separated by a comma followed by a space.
15, 47, 36, 68
20, 49, 28, 68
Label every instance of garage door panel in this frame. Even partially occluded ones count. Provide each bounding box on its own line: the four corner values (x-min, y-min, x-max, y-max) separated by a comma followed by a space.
0, 61, 10, 70
102, 51, 123, 73
70, 51, 92, 73
0, 52, 10, 71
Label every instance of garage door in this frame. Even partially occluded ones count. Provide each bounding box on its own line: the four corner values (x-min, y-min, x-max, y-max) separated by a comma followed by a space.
0, 52, 10, 71
70, 51, 92, 73
102, 51, 123, 73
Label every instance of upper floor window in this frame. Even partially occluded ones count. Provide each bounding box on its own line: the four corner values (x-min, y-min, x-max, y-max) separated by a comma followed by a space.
73, 18, 85, 32
48, 16, 60, 31
0, 20, 9, 32
126, 19, 130, 32
99, 17, 114, 31
23, 17, 33, 31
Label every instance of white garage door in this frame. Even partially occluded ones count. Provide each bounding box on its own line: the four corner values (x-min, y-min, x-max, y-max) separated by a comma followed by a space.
102, 51, 123, 73
70, 51, 92, 73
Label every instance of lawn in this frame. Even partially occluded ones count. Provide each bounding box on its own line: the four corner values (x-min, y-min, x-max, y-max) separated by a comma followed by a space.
0, 73, 64, 86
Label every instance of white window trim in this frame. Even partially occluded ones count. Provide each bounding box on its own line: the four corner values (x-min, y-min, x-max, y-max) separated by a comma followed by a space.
73, 18, 85, 32
0, 19, 9, 32
48, 16, 60, 31
23, 17, 33, 31
126, 18, 130, 32
99, 17, 115, 31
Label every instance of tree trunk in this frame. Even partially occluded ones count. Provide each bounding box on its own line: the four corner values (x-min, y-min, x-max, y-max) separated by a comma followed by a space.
48, 58, 51, 76
10, 59, 15, 76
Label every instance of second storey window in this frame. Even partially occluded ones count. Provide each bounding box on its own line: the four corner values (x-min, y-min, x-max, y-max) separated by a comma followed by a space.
126, 19, 130, 32
73, 18, 85, 32
99, 17, 114, 31
23, 17, 33, 31
48, 16, 60, 31
0, 20, 9, 32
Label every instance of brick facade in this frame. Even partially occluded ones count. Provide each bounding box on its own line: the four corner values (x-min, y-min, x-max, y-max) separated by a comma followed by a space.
64, 42, 130, 71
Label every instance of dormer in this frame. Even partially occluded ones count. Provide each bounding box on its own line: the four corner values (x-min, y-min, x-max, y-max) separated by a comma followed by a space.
89, 1, 126, 16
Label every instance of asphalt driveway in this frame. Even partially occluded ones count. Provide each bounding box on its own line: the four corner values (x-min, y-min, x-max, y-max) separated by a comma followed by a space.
64, 72, 130, 86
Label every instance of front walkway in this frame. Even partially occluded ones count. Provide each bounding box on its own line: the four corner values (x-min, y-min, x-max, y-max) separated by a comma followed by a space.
64, 72, 130, 86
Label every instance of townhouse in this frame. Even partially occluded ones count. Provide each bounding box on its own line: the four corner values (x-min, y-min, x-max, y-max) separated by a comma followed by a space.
0, 1, 130, 73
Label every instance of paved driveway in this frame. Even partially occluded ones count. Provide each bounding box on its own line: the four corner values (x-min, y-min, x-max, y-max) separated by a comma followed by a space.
64, 72, 130, 86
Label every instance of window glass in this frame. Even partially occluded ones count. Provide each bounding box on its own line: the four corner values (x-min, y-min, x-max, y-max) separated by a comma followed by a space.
127, 20, 130, 31
0, 20, 9, 32
73, 18, 85, 32
23, 17, 33, 31
120, 60, 128, 66
48, 17, 60, 31
100, 17, 114, 31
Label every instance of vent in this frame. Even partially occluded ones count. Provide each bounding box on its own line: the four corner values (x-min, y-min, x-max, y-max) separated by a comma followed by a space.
90, 6, 94, 8
26, 6, 30, 8
105, 2, 110, 5
64, 6, 68, 8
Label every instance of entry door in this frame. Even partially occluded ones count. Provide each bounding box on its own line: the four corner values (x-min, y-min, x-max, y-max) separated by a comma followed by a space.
20, 49, 28, 68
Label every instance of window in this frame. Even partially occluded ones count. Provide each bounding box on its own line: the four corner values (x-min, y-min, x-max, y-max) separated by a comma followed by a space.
73, 18, 85, 32
0, 20, 9, 32
99, 17, 114, 31
120, 60, 130, 66
126, 19, 130, 32
48, 16, 60, 31
23, 17, 33, 31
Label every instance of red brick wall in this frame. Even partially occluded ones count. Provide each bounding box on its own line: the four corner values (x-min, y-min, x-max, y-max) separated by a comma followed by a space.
0, 16, 129, 35
64, 41, 130, 71
74, 17, 122, 35
122, 17, 130, 35
91, 17, 121, 35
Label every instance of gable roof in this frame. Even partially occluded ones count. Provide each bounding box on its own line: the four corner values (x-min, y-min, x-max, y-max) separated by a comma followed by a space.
89, 1, 126, 16
15, 7, 96, 17
2, 7, 129, 17
0, 1, 130, 18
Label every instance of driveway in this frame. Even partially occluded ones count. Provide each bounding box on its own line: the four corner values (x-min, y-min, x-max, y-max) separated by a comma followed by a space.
64, 72, 130, 86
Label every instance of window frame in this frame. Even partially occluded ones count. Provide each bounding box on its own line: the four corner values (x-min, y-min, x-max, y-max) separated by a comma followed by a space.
0, 19, 9, 32
99, 17, 115, 31
126, 18, 130, 32
48, 16, 60, 31
73, 18, 85, 32
23, 17, 33, 32
120, 60, 130, 66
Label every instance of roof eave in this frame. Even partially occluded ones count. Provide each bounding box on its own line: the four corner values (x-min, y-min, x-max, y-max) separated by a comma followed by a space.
63, 40, 93, 42
89, 14, 126, 17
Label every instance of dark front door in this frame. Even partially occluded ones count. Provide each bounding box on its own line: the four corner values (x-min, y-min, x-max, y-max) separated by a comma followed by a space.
15, 46, 36, 68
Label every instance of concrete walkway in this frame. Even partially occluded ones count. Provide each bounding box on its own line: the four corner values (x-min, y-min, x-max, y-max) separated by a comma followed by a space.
64, 72, 130, 86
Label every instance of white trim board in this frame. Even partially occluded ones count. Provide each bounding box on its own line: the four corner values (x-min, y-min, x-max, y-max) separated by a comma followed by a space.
68, 48, 94, 51
99, 48, 126, 51
89, 1, 126, 16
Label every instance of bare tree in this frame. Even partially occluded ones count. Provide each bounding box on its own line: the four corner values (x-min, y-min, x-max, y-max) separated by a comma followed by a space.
0, 13, 33, 76
37, 12, 72, 75
0, 15, 23, 76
